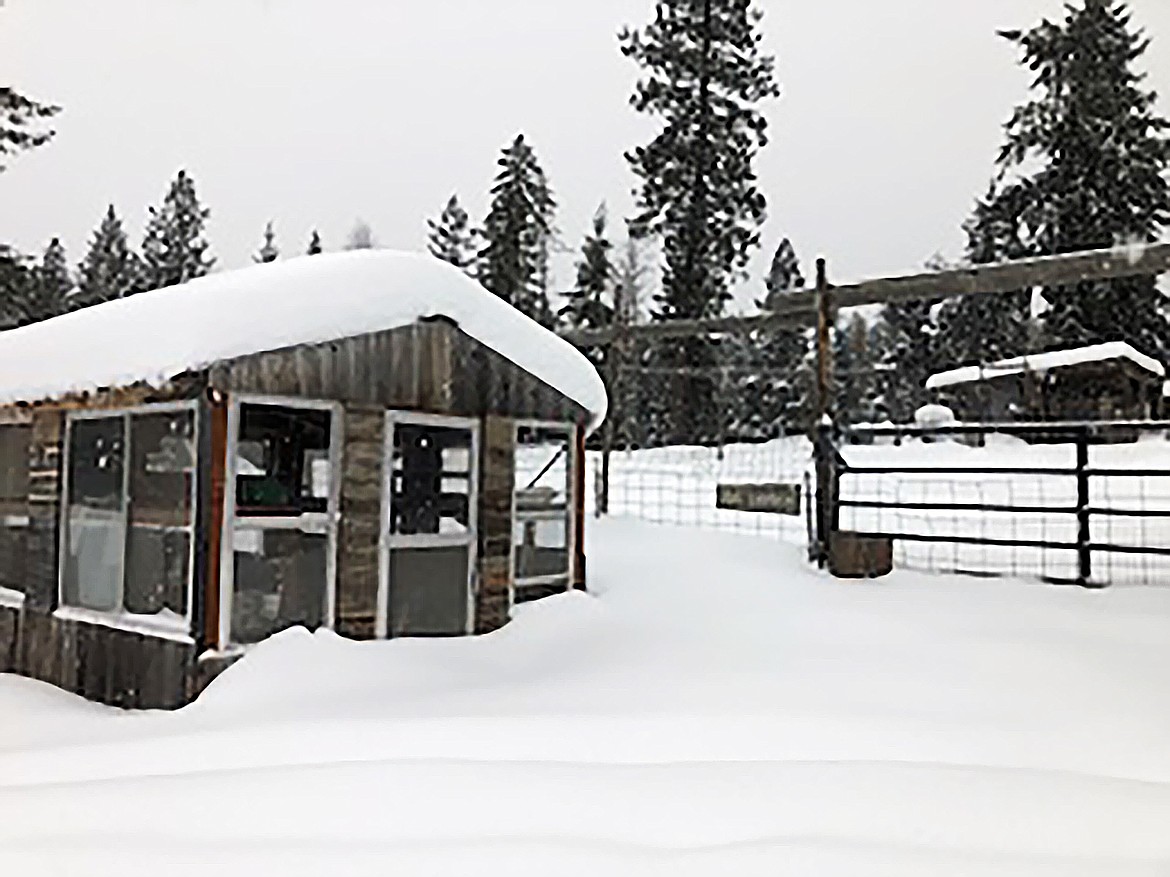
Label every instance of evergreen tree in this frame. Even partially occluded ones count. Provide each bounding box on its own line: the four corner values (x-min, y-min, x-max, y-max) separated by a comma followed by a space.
477, 134, 557, 327
834, 313, 877, 425
254, 221, 280, 263
762, 238, 805, 309
140, 170, 215, 290
737, 237, 810, 437
345, 219, 375, 250
75, 205, 142, 309
427, 194, 477, 273
988, 1, 1170, 355
306, 230, 323, 255
0, 87, 60, 171
935, 186, 1033, 367
560, 203, 615, 332
22, 238, 72, 324
0, 247, 32, 330
621, 0, 780, 442
872, 300, 936, 423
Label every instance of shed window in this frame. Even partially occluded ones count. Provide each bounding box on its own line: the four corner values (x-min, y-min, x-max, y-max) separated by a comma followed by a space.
513, 425, 572, 596
389, 423, 473, 537
0, 424, 31, 596
235, 405, 331, 516
229, 402, 335, 646
60, 406, 196, 631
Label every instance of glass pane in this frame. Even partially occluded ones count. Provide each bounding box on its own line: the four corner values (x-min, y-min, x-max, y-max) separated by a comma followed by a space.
513, 426, 571, 582
0, 425, 30, 593
389, 545, 469, 636
389, 423, 473, 537
67, 417, 125, 511
61, 417, 125, 611
124, 411, 195, 619
231, 527, 327, 644
236, 404, 331, 516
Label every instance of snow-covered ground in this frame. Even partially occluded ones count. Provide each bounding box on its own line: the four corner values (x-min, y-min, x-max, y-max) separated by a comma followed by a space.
5, 517, 1170, 873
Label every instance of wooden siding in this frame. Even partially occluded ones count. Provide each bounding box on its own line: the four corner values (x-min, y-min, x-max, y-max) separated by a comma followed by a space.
214, 319, 591, 427
213, 322, 455, 412
335, 405, 383, 639
447, 327, 590, 425
475, 415, 514, 634
0, 604, 17, 673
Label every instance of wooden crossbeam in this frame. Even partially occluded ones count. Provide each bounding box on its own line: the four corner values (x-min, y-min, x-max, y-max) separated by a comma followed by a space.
560, 242, 1170, 347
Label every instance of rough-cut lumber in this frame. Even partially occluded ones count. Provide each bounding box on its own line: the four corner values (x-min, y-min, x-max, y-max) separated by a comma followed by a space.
561, 243, 1170, 347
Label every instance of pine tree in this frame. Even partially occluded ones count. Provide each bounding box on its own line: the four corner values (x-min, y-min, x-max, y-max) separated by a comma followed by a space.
835, 314, 877, 425
0, 87, 60, 171
75, 205, 142, 309
0, 247, 32, 330
254, 221, 280, 263
935, 186, 1033, 368
737, 237, 810, 437
762, 238, 805, 309
477, 134, 557, 327
427, 195, 477, 273
21, 238, 72, 324
621, 0, 780, 442
872, 301, 935, 423
560, 203, 615, 332
988, 1, 1170, 356
140, 170, 215, 291
306, 230, 323, 256
345, 220, 375, 250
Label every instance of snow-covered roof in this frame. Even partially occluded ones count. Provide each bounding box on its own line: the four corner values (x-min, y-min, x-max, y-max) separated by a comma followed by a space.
0, 250, 607, 426
926, 342, 1164, 391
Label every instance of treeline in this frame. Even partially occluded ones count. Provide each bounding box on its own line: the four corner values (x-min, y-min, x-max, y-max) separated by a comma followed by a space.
4, 1, 1169, 449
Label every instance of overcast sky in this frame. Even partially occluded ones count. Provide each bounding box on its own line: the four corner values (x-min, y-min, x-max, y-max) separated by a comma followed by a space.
4, 0, 1170, 308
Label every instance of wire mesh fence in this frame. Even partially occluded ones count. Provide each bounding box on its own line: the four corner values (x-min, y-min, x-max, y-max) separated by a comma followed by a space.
586, 438, 811, 541
837, 422, 1170, 587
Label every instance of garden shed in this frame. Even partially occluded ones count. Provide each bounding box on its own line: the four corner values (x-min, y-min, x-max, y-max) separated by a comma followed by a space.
0, 250, 606, 708
926, 342, 1165, 427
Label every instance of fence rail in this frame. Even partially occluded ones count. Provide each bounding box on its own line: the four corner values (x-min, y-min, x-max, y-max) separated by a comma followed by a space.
832, 420, 1170, 587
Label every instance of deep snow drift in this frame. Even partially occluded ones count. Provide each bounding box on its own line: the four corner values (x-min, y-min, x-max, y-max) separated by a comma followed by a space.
5, 518, 1170, 874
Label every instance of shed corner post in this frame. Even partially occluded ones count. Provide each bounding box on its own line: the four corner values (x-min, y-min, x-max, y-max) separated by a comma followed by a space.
200, 388, 230, 653
572, 423, 588, 592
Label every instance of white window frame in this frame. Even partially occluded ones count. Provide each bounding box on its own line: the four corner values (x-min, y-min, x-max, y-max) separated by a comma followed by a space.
217, 394, 343, 651
55, 401, 200, 643
377, 411, 480, 639
509, 419, 576, 607
0, 421, 32, 610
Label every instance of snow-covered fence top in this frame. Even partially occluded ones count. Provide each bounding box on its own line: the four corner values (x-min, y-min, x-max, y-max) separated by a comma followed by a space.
926, 341, 1164, 391
0, 250, 608, 427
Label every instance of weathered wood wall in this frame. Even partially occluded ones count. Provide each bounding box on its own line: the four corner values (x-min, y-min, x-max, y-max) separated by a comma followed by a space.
335, 405, 384, 639
475, 416, 515, 633
212, 322, 454, 412
0, 392, 204, 710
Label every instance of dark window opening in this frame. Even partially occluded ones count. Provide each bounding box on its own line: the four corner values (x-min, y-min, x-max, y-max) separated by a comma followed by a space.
388, 423, 472, 537
235, 404, 332, 516
0, 425, 30, 594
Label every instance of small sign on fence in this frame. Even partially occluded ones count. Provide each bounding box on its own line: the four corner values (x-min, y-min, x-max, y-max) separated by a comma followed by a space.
716, 482, 802, 516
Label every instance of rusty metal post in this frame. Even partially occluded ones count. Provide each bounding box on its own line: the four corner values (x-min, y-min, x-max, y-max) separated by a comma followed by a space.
812, 258, 838, 568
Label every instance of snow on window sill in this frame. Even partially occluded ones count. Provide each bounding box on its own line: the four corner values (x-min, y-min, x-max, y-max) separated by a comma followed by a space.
53, 605, 194, 644
0, 587, 25, 609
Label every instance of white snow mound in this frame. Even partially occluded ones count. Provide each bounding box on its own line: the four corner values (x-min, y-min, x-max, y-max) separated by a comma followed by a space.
0, 250, 607, 427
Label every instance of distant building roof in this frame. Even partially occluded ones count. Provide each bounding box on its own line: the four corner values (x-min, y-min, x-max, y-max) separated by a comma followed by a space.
0, 250, 607, 426
926, 342, 1165, 391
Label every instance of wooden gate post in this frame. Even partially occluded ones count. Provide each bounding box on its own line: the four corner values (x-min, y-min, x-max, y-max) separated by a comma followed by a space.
1075, 431, 1097, 588
812, 258, 838, 568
